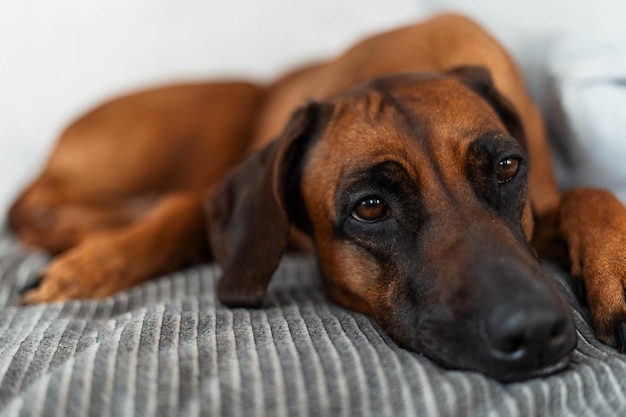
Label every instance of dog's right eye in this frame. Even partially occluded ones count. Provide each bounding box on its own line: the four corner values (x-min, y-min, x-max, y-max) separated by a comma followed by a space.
496, 157, 520, 184
351, 196, 390, 222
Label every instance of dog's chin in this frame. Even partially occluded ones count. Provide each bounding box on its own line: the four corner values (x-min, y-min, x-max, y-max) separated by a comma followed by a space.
481, 354, 571, 382
423, 350, 572, 382
521, 355, 571, 379
393, 331, 574, 382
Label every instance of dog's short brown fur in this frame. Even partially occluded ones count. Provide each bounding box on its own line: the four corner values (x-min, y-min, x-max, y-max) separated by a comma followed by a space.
9, 14, 626, 381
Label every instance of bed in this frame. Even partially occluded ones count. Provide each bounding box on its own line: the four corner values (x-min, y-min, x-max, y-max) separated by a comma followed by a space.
1, 229, 626, 416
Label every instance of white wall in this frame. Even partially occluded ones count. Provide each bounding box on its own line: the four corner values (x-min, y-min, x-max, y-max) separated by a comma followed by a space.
1, 0, 624, 216
0, 0, 422, 215
422, 0, 626, 108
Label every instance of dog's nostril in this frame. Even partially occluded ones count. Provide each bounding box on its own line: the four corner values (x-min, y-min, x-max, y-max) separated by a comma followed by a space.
487, 320, 529, 360
498, 334, 526, 356
549, 319, 567, 346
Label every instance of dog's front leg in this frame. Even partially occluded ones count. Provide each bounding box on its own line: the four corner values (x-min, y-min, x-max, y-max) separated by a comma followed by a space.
557, 188, 626, 346
18, 192, 208, 303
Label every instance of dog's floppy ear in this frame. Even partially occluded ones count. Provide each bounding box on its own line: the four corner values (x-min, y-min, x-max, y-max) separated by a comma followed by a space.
207, 102, 328, 308
447, 65, 527, 148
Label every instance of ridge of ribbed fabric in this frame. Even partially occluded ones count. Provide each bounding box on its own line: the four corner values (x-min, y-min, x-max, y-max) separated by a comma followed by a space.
0, 233, 624, 416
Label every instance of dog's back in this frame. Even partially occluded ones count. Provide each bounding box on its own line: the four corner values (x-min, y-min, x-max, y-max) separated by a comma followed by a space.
254, 14, 528, 146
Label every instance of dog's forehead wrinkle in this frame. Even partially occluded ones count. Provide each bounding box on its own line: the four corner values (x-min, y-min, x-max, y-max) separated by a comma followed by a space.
330, 91, 424, 147
370, 84, 424, 136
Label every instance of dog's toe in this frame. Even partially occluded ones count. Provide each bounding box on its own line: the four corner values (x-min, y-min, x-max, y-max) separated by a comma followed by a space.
17, 275, 43, 296
15, 235, 137, 305
579, 255, 626, 347
17, 269, 79, 305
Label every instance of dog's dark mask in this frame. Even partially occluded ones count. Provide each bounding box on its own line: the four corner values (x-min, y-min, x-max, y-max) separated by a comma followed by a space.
207, 66, 576, 382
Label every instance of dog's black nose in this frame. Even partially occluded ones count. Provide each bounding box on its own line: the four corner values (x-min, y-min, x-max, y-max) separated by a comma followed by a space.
482, 301, 574, 368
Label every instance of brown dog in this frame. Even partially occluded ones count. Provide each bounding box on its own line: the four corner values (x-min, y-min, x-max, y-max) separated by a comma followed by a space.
8, 14, 626, 381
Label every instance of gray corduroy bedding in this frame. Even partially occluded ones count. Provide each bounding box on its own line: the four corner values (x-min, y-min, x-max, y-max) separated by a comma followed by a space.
1, 230, 626, 417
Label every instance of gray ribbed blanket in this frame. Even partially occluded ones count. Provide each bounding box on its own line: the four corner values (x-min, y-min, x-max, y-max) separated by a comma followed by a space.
1, 231, 625, 417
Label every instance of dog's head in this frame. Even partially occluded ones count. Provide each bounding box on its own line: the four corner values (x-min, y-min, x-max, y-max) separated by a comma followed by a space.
207, 66, 576, 381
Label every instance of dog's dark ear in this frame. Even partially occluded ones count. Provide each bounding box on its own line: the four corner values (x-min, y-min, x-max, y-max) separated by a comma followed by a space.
448, 65, 527, 149
207, 102, 327, 308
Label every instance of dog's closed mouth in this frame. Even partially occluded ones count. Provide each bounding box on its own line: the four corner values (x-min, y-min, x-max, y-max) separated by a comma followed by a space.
518, 355, 571, 381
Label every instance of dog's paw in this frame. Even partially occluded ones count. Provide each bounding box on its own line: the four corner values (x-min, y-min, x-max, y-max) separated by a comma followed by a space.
18, 235, 136, 304
573, 241, 626, 347
558, 188, 626, 349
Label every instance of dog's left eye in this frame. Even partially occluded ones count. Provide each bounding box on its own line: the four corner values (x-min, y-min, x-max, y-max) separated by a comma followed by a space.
351, 196, 390, 222
496, 158, 519, 184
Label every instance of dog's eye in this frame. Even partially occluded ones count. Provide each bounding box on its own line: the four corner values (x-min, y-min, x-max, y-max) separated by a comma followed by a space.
351, 196, 389, 222
496, 158, 519, 184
